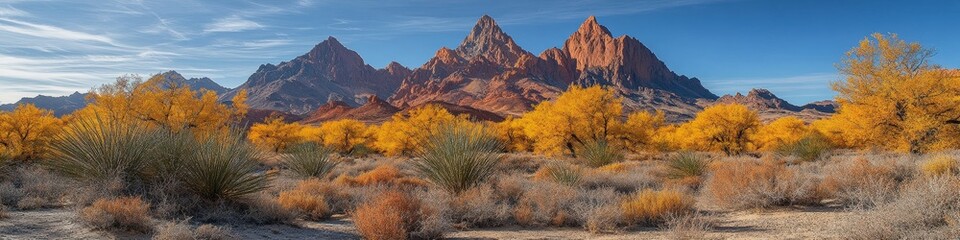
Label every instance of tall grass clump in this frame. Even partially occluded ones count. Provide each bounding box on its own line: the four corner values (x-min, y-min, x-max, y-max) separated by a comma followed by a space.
284, 143, 338, 179
920, 155, 958, 176
145, 129, 199, 181
667, 152, 709, 179
776, 133, 833, 162
620, 189, 694, 226
534, 163, 583, 186
578, 140, 622, 168
46, 117, 159, 183
415, 125, 502, 194
181, 132, 270, 201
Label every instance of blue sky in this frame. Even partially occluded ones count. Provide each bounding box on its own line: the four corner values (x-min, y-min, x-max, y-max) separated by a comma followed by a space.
1, 0, 958, 105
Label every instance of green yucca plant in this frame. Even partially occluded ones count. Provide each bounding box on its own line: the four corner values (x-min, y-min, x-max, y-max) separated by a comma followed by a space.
415, 124, 503, 194
542, 163, 582, 186
181, 132, 270, 201
46, 116, 160, 183
776, 133, 833, 162
667, 152, 710, 179
144, 129, 198, 181
578, 139, 623, 168
284, 142, 338, 179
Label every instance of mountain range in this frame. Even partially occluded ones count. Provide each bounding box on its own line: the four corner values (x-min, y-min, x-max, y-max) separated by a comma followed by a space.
2, 15, 833, 123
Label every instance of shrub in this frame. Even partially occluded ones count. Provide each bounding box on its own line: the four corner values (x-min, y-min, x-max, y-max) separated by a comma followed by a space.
353, 190, 426, 240
845, 177, 960, 239
194, 224, 237, 240
181, 133, 270, 201
145, 130, 199, 182
577, 140, 622, 168
620, 189, 693, 226
920, 155, 957, 176
665, 213, 715, 240
79, 196, 153, 232
666, 152, 709, 180
820, 157, 901, 207
513, 181, 578, 227
283, 143, 338, 179
597, 162, 629, 173
414, 125, 502, 194
277, 189, 329, 221
447, 185, 511, 227
533, 163, 583, 186
46, 117, 159, 183
775, 133, 833, 162
242, 194, 295, 224
703, 158, 819, 209
154, 221, 237, 240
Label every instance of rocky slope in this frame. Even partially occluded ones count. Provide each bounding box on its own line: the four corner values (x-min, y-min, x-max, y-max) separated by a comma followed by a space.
224, 37, 411, 115
389, 15, 717, 120
157, 71, 229, 94
714, 88, 833, 122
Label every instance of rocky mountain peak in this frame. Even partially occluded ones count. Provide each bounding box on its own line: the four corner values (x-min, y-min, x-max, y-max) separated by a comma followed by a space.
577, 16, 612, 38
456, 15, 529, 66
716, 88, 802, 112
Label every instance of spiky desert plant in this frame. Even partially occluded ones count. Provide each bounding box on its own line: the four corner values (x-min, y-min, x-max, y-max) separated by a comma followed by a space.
776, 133, 833, 162
415, 124, 502, 194
536, 163, 583, 186
144, 129, 199, 182
284, 143, 338, 179
46, 116, 159, 183
181, 131, 270, 201
578, 139, 623, 168
667, 152, 710, 179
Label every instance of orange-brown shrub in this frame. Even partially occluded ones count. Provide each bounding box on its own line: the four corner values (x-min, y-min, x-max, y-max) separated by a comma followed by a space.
512, 181, 578, 227
353, 190, 425, 240
278, 190, 329, 221
79, 196, 152, 232
703, 158, 818, 209
335, 165, 428, 188
620, 189, 693, 225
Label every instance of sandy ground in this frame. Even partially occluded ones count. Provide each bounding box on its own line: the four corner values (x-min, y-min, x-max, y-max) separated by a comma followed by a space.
0, 206, 857, 240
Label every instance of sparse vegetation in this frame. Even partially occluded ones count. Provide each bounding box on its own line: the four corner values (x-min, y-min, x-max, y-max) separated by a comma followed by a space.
79, 196, 153, 232
283, 143, 338, 179
415, 124, 502, 194
577, 139, 622, 168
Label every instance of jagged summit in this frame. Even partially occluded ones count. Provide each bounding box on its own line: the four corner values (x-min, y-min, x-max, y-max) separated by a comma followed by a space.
455, 15, 530, 66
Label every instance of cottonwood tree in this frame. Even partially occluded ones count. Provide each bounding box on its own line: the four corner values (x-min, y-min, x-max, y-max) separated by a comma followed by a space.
0, 104, 62, 160
519, 85, 623, 157
248, 115, 304, 152
372, 104, 462, 156
673, 104, 760, 155
752, 116, 809, 151
830, 33, 960, 153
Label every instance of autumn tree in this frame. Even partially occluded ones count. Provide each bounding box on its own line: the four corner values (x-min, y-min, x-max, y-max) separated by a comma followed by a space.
520, 85, 623, 157
71, 74, 247, 136
0, 104, 63, 160
492, 116, 533, 152
620, 110, 666, 153
248, 115, 304, 152
372, 104, 463, 156
831, 33, 960, 153
674, 104, 760, 155
752, 116, 809, 151
316, 119, 370, 153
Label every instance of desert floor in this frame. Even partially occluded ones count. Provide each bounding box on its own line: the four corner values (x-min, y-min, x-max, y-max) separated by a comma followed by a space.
1, 206, 856, 239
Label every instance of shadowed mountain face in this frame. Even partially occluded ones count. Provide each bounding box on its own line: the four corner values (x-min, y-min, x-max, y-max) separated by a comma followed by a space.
225, 37, 411, 115
0, 92, 88, 117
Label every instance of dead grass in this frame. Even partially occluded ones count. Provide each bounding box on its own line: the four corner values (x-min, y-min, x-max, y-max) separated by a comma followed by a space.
277, 189, 330, 221
620, 189, 694, 226
153, 220, 237, 240
513, 181, 578, 227
820, 157, 902, 207
353, 190, 427, 240
241, 194, 295, 224
79, 196, 153, 232
845, 176, 960, 239
920, 155, 957, 176
703, 157, 819, 209
335, 164, 427, 188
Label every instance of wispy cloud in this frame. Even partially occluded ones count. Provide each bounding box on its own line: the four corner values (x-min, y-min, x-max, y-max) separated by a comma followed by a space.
204, 15, 263, 33
0, 4, 28, 17
0, 17, 116, 45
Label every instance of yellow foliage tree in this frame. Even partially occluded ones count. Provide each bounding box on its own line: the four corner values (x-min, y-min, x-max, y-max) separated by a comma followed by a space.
752, 116, 809, 151
492, 116, 532, 152
620, 110, 666, 153
316, 119, 369, 153
673, 104, 760, 155
70, 74, 247, 136
519, 85, 623, 156
830, 33, 960, 153
248, 115, 304, 152
0, 104, 63, 160
372, 104, 463, 156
